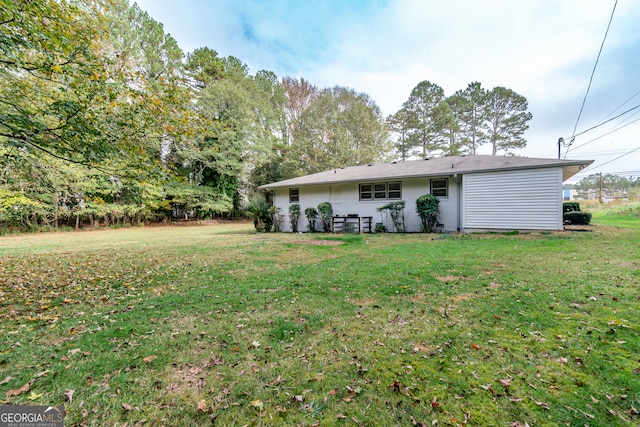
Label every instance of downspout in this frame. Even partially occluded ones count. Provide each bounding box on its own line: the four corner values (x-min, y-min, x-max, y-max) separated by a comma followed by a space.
456, 174, 462, 232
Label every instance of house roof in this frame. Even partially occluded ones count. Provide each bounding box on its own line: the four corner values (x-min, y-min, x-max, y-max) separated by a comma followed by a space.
258, 155, 594, 189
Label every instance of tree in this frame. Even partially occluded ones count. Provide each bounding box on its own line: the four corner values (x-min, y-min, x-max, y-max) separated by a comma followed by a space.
448, 82, 488, 154
484, 87, 532, 155
287, 86, 391, 176
387, 108, 412, 161
185, 47, 226, 89
0, 0, 118, 165
402, 81, 456, 159
282, 77, 318, 146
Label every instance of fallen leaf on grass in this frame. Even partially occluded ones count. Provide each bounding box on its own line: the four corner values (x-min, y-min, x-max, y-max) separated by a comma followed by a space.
197, 399, 208, 412
498, 379, 512, 387
534, 399, 550, 410
27, 391, 43, 400
431, 396, 440, 408
0, 376, 14, 385
389, 380, 401, 394
33, 370, 50, 379
64, 389, 74, 403
250, 399, 264, 410
479, 384, 494, 394
94, 384, 109, 395
6, 382, 29, 397
143, 355, 157, 363
122, 403, 133, 411
470, 343, 481, 350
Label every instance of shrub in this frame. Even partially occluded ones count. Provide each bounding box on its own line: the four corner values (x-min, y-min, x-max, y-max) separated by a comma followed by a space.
563, 202, 581, 213
270, 206, 284, 232
317, 202, 333, 232
244, 194, 272, 232
304, 207, 318, 232
377, 200, 405, 232
564, 211, 592, 225
289, 204, 301, 232
416, 194, 440, 232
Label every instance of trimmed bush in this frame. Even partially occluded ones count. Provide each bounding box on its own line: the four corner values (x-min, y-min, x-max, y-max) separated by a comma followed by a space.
289, 204, 300, 232
563, 202, 581, 213
317, 202, 333, 232
564, 211, 592, 225
416, 194, 440, 232
304, 207, 318, 232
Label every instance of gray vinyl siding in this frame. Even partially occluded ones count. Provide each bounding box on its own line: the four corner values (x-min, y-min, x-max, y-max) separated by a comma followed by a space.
462, 168, 562, 231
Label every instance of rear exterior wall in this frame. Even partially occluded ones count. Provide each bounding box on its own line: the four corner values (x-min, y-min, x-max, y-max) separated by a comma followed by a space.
272, 176, 459, 232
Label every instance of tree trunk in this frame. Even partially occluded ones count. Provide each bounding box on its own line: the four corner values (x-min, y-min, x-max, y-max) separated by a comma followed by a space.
53, 192, 59, 229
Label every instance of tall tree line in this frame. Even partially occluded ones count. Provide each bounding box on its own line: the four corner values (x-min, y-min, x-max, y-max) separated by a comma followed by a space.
387, 81, 532, 159
0, 0, 392, 231
0, 1, 532, 232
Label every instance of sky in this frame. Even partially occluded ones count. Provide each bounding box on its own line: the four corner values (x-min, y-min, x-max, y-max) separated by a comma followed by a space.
133, 0, 640, 183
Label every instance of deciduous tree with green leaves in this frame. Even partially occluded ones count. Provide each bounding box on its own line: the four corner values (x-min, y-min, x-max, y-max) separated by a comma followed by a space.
286, 86, 391, 176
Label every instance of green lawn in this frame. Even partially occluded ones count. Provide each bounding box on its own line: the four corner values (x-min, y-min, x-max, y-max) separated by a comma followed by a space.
590, 202, 640, 229
0, 219, 638, 426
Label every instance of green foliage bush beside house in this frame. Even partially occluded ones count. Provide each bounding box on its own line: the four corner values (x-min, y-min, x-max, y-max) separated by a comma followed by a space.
562, 201, 592, 225
416, 194, 440, 232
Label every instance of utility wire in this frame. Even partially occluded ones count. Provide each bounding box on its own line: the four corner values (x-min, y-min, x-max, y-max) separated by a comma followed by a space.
567, 112, 640, 153
589, 145, 640, 171
564, 0, 618, 157
597, 87, 640, 123
571, 103, 640, 140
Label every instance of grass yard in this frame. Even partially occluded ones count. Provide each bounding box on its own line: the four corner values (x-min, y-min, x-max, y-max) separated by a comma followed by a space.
588, 202, 640, 230
0, 218, 638, 426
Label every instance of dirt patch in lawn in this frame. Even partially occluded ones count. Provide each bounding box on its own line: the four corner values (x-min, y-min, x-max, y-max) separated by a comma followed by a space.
296, 239, 345, 246
352, 298, 378, 306
436, 275, 471, 282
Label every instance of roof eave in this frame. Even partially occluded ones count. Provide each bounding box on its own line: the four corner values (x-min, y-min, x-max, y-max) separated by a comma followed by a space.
259, 159, 595, 190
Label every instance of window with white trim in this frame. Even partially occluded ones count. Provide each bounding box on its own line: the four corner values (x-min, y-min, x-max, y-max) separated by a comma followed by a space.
289, 188, 299, 203
431, 178, 448, 197
359, 182, 402, 200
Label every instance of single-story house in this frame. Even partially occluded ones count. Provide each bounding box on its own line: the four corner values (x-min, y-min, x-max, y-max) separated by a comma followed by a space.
258, 155, 594, 233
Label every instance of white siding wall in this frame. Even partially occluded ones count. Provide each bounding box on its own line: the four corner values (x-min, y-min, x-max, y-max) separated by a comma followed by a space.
273, 176, 460, 232
462, 168, 563, 231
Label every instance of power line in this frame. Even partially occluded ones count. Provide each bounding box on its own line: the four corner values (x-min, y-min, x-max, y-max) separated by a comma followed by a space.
570, 103, 640, 140
597, 87, 640, 123
564, 0, 618, 157
567, 112, 640, 153
589, 145, 640, 171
